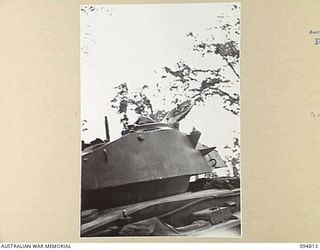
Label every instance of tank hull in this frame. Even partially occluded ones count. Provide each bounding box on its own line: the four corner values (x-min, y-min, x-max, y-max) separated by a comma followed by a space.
81, 127, 211, 209
81, 175, 190, 210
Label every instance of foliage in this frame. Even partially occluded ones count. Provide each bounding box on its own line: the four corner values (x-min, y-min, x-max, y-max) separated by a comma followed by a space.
81, 120, 88, 132
162, 60, 239, 115
161, 4, 240, 115
111, 5, 240, 125
111, 83, 166, 131
224, 136, 240, 177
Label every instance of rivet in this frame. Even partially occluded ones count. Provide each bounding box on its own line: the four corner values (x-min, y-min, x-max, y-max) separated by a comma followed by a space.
103, 149, 108, 161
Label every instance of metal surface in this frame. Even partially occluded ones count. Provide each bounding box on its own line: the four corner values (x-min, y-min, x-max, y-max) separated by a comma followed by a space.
81, 188, 240, 236
196, 143, 227, 169
81, 175, 190, 210
199, 146, 216, 156
187, 130, 201, 148
105, 116, 110, 142
162, 100, 193, 124
82, 128, 211, 190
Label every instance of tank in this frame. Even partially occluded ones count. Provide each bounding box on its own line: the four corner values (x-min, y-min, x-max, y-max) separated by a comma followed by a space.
81, 102, 241, 237
81, 101, 216, 210
81, 123, 215, 209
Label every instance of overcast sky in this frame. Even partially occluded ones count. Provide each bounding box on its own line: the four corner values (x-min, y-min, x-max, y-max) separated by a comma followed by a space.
81, 3, 240, 169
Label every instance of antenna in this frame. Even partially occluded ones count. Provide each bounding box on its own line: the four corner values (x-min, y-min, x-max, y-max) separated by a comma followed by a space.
105, 116, 110, 142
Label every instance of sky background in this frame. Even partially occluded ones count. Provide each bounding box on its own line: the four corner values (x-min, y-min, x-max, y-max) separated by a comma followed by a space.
81, 3, 240, 173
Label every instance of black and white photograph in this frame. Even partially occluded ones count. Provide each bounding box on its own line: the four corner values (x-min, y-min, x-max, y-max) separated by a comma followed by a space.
80, 3, 241, 237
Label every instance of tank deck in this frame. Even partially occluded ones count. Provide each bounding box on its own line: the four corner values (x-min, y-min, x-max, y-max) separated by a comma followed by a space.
81, 188, 241, 236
